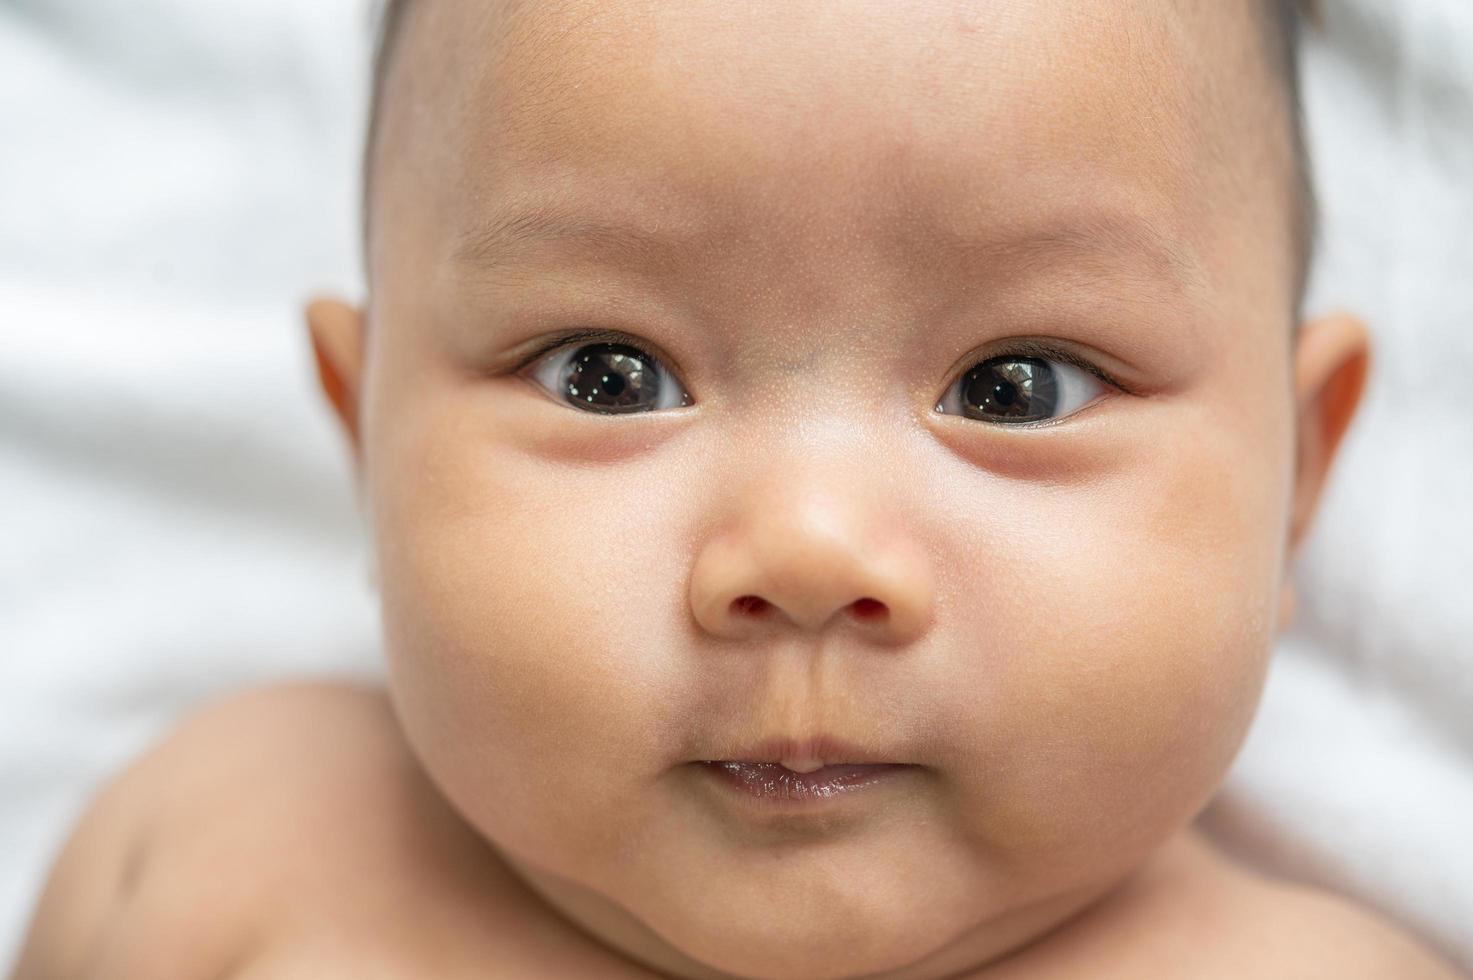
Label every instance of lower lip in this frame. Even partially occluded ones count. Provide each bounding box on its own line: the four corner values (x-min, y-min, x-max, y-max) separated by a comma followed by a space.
696, 760, 910, 804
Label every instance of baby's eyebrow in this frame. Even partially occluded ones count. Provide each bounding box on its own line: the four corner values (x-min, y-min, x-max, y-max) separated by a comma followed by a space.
452, 194, 1205, 294
921, 210, 1205, 292
452, 197, 700, 274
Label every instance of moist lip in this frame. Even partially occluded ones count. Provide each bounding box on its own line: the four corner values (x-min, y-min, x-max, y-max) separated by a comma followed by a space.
698, 760, 909, 802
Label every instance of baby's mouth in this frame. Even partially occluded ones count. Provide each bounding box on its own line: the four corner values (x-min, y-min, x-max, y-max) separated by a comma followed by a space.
695, 760, 913, 803
690, 732, 917, 804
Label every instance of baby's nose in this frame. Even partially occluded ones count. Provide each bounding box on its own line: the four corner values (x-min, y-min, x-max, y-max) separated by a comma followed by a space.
688, 482, 935, 647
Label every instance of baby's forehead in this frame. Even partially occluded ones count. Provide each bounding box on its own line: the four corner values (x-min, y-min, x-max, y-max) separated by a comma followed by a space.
369, 0, 1296, 314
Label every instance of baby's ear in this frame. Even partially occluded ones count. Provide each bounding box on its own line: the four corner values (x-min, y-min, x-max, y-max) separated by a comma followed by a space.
305, 297, 366, 461
1286, 311, 1371, 560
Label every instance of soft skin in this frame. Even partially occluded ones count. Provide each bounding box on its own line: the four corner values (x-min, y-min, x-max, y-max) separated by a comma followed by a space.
304, 1, 1372, 978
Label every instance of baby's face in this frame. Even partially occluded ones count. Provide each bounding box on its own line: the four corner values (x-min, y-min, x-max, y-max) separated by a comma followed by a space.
350, 0, 1313, 975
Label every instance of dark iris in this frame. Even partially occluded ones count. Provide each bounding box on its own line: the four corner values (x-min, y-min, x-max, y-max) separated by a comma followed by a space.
960, 357, 1059, 423
561, 342, 664, 414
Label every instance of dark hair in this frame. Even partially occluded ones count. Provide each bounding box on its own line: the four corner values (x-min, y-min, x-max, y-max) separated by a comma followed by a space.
364, 0, 1318, 307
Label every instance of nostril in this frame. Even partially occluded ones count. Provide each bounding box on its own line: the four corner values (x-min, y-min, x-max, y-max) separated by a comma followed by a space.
851, 597, 888, 620
731, 595, 771, 617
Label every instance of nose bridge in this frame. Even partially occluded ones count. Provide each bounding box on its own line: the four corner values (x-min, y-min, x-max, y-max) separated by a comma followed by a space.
688, 437, 935, 646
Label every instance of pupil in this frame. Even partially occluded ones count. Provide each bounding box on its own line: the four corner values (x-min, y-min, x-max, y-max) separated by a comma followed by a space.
563, 343, 658, 413
961, 357, 1057, 423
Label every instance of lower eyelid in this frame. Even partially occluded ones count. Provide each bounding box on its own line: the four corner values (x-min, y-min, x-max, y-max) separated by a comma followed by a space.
935, 356, 1110, 424
520, 340, 693, 413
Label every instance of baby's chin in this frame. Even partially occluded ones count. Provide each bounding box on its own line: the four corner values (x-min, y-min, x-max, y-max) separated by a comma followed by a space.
485, 788, 1147, 980
651, 861, 1135, 978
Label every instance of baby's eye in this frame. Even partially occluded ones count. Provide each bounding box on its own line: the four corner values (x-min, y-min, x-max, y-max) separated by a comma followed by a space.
935, 353, 1110, 425
523, 339, 693, 414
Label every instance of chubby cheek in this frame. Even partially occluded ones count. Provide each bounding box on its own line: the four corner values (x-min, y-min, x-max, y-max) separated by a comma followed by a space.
945, 423, 1288, 882
367, 387, 690, 871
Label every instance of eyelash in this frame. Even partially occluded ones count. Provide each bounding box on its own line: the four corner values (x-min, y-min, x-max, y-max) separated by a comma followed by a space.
512, 329, 1131, 399
513, 328, 664, 373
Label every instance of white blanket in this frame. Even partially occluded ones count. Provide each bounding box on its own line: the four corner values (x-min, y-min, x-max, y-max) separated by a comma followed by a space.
1201, 1, 1473, 967
2, 0, 1469, 970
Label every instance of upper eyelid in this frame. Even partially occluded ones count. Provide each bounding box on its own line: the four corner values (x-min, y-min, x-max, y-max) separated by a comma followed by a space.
512, 327, 673, 372
951, 341, 1127, 394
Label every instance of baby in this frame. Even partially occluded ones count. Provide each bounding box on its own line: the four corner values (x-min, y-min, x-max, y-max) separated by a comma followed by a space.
13, 0, 1467, 977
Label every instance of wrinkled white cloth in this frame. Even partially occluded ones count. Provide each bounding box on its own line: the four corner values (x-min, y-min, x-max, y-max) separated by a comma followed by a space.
0, 0, 382, 965
1, 0, 1469, 971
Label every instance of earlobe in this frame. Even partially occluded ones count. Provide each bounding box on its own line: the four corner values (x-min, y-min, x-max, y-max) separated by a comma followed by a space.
305, 297, 367, 456
1286, 312, 1371, 558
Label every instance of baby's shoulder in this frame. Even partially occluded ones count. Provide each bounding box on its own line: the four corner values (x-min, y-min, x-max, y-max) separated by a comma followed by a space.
1050, 830, 1464, 980
1201, 868, 1458, 978
11, 680, 512, 980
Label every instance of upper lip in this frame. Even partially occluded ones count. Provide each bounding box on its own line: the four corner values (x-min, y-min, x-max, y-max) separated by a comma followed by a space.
698, 734, 905, 768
